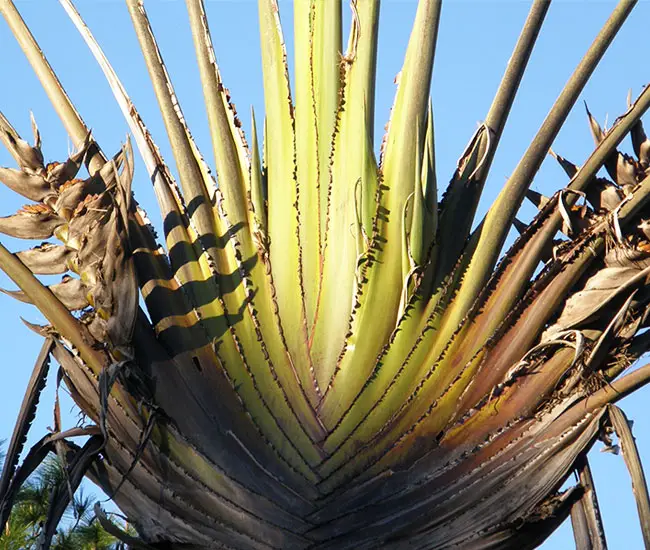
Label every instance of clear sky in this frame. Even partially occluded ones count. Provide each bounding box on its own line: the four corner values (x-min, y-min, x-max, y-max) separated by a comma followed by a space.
1, 1, 649, 548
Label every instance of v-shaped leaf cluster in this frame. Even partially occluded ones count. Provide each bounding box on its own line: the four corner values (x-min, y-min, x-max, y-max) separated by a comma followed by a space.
1, 0, 650, 548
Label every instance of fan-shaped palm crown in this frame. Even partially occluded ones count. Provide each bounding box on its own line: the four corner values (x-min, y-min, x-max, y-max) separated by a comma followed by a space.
2, 0, 650, 548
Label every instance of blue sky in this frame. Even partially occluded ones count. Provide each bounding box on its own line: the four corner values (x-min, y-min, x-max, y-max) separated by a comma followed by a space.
1, 1, 649, 547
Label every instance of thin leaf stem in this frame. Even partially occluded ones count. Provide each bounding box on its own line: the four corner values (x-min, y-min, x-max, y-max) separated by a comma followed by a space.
455, 0, 637, 324
0, 0, 105, 173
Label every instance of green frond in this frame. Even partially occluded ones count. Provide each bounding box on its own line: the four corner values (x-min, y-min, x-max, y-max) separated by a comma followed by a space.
2, 0, 650, 548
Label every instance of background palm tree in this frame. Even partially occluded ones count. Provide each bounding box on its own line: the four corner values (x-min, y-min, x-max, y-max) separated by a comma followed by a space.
0, 443, 127, 549
1, 0, 650, 548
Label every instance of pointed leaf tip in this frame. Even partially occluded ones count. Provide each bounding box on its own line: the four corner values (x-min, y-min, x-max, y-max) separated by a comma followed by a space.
513, 218, 528, 234
585, 102, 605, 144
525, 188, 550, 209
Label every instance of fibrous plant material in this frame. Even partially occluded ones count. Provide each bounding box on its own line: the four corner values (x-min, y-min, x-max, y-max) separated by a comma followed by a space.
1, 0, 650, 548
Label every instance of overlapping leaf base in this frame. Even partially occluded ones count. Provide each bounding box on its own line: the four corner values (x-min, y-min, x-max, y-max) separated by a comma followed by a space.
2, 0, 650, 548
